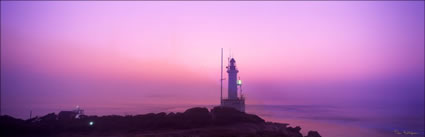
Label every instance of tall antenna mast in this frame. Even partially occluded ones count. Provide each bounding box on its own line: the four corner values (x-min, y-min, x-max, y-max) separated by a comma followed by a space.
229, 48, 232, 58
228, 48, 231, 64
220, 48, 223, 105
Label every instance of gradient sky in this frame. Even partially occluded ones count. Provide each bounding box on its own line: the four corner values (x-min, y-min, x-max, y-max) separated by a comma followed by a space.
1, 1, 424, 118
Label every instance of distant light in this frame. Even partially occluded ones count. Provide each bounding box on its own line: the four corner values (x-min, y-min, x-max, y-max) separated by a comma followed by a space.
237, 80, 242, 85
89, 121, 94, 126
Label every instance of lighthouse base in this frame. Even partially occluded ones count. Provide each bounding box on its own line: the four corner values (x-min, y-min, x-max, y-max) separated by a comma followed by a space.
221, 98, 245, 112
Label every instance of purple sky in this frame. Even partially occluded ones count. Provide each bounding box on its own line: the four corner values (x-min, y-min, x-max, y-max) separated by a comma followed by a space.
1, 1, 424, 118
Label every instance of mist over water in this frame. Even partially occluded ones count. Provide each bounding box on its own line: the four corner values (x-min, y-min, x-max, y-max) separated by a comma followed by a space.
248, 104, 424, 137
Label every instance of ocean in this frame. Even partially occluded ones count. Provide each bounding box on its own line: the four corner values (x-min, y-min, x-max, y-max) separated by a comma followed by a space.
247, 104, 424, 137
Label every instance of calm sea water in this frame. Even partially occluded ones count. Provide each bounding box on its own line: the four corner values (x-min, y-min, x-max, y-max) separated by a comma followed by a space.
4, 104, 424, 137
247, 104, 424, 137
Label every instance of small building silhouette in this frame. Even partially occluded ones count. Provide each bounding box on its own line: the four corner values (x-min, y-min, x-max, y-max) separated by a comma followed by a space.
58, 106, 85, 120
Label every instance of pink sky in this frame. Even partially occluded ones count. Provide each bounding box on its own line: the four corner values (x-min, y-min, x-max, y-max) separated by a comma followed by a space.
1, 1, 424, 118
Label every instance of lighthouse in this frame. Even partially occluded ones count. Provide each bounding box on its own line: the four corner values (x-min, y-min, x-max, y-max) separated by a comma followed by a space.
220, 50, 245, 112
227, 58, 238, 99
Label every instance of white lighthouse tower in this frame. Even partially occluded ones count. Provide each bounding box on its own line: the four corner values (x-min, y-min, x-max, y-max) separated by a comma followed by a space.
220, 50, 245, 112
227, 58, 239, 99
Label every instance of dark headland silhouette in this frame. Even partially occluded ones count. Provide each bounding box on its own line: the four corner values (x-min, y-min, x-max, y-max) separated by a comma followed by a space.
0, 106, 321, 137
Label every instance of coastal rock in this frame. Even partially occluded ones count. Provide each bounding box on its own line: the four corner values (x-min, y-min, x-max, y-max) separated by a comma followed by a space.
182, 107, 212, 127
211, 106, 265, 125
0, 107, 321, 137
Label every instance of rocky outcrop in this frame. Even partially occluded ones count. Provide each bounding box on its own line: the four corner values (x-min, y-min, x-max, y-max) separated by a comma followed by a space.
0, 106, 321, 137
211, 106, 265, 125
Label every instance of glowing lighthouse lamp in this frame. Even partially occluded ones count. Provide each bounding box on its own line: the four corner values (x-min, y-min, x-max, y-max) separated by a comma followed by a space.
237, 78, 244, 99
